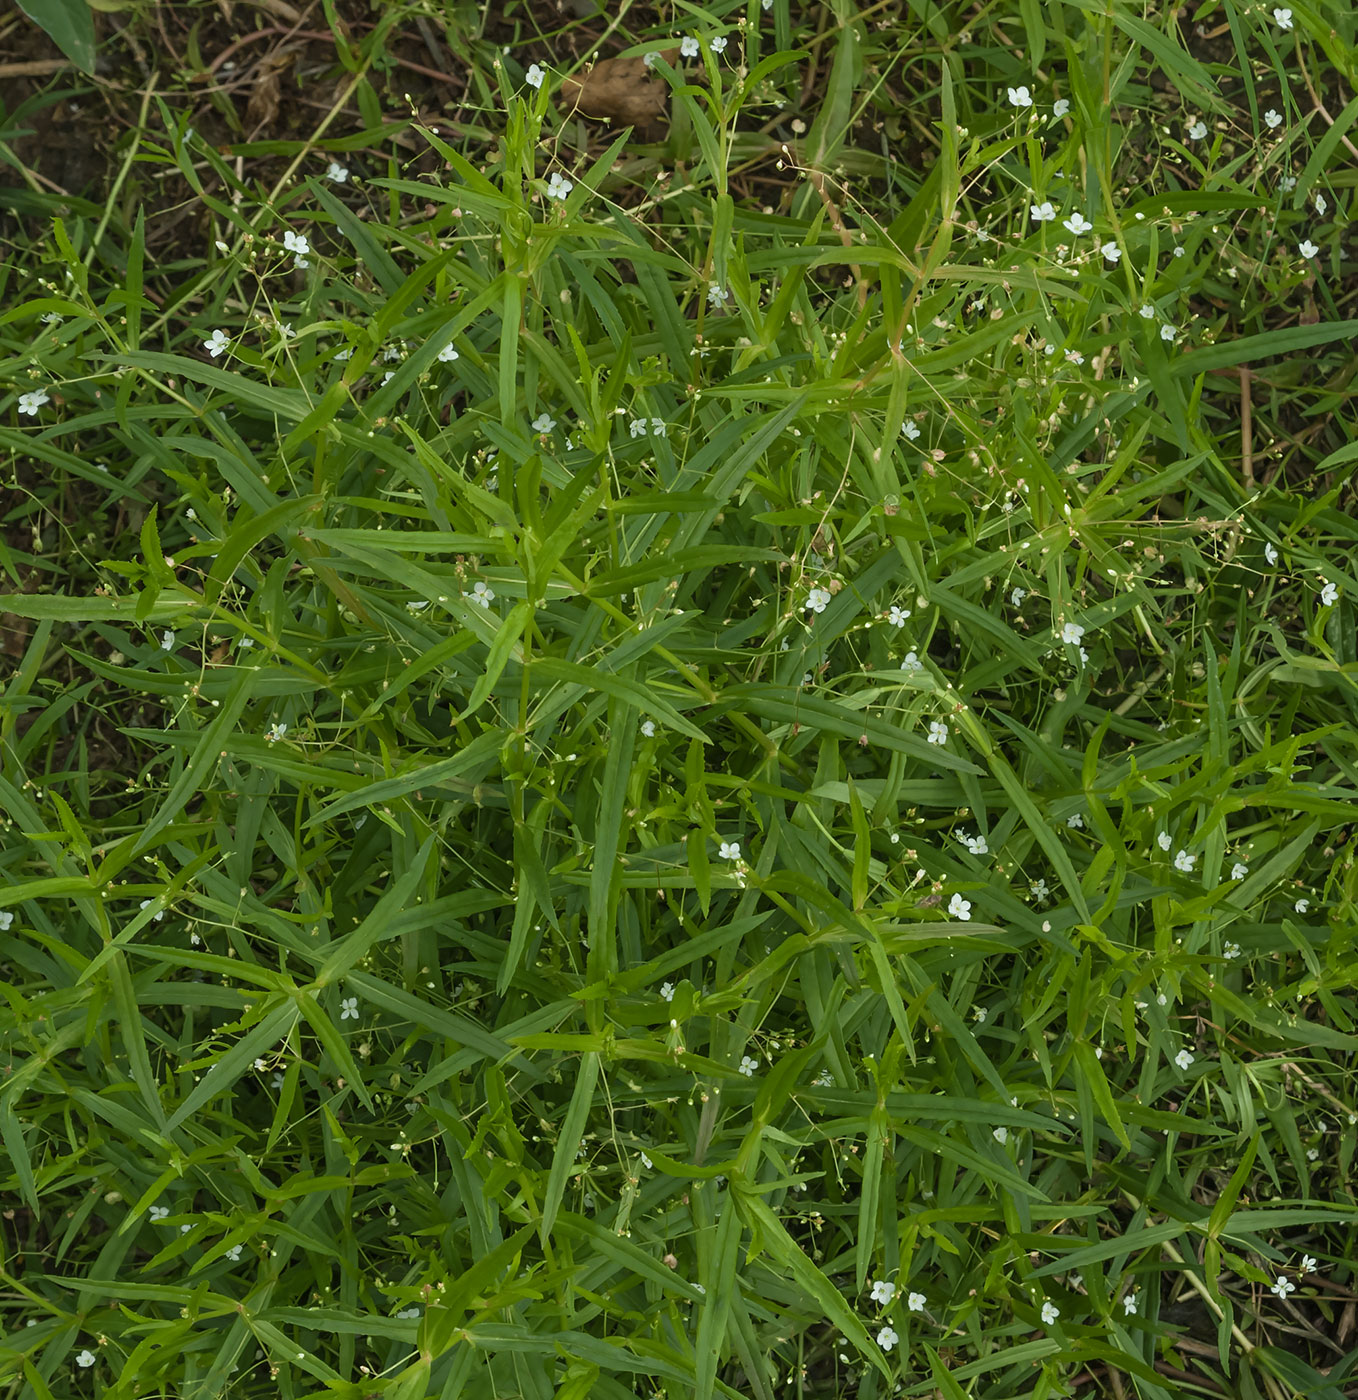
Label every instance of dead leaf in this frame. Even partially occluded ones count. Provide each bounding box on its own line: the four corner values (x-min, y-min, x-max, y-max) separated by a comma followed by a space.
560, 49, 677, 136
245, 47, 296, 131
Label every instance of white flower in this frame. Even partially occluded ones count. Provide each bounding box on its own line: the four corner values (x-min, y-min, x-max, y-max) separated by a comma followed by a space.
1139, 304, 1156, 319
381, 372, 397, 386
204, 329, 231, 357
1160, 323, 1176, 342
340, 996, 360, 1020
643, 51, 660, 68
226, 1244, 243, 1261
640, 719, 655, 738
876, 1324, 898, 1352
471, 581, 495, 608
1300, 1255, 1317, 1274
1008, 85, 1033, 108
525, 63, 544, 88
1030, 879, 1048, 901
1174, 1049, 1194, 1070
709, 36, 727, 54
531, 412, 557, 433
870, 1280, 896, 1306
660, 981, 674, 1001
1030, 201, 1056, 222
629, 417, 648, 438
738, 1054, 758, 1077
901, 652, 923, 672
1320, 581, 1339, 606
960, 831, 989, 855
1067, 814, 1084, 830
1270, 1275, 1295, 1298
901, 420, 921, 440
1315, 193, 1328, 215
139, 899, 164, 923
927, 720, 948, 746
640, 1151, 652, 1169
76, 1349, 97, 1368
437, 343, 459, 363
1294, 897, 1310, 913
1188, 120, 1207, 140
149, 1205, 169, 1221
1264, 109, 1282, 129
719, 840, 741, 861
325, 161, 349, 183
762, 0, 772, 9
948, 893, 972, 921
680, 36, 700, 57
547, 171, 573, 201
1231, 862, 1248, 880
1040, 1301, 1060, 1325
1307, 1147, 1319, 1161
1265, 543, 1279, 565
805, 587, 831, 614
888, 605, 909, 627
1052, 98, 1070, 118
1060, 622, 1085, 646
1011, 587, 1026, 605
1157, 832, 1172, 851
1065, 350, 1084, 365
1273, 8, 1293, 30
907, 1291, 926, 1312
1299, 239, 1319, 259
707, 282, 728, 309
282, 230, 310, 256
1224, 941, 1241, 959
1280, 174, 1297, 191
0, 912, 12, 931
1174, 849, 1196, 873
650, 417, 666, 436
17, 389, 50, 416
1123, 1292, 1139, 1315
1101, 241, 1121, 264
265, 721, 287, 744
396, 1306, 421, 1319
993, 1126, 1008, 1144
160, 630, 175, 651
334, 347, 353, 360
974, 1005, 987, 1022
1063, 212, 1093, 235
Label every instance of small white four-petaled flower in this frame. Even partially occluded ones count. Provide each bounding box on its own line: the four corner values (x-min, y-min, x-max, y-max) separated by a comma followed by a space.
876, 1324, 898, 1351
265, 721, 287, 743
1063, 212, 1093, 235
681, 36, 700, 57
738, 1054, 758, 1077
1320, 582, 1339, 606
1174, 1049, 1194, 1070
907, 1291, 926, 1312
547, 172, 573, 201
1060, 622, 1085, 646
870, 1280, 895, 1305
710, 36, 727, 54
1030, 201, 1056, 222
806, 587, 831, 613
1273, 8, 1293, 29
471, 581, 495, 608
340, 996, 360, 1020
204, 329, 231, 357
18, 389, 50, 416
1008, 86, 1033, 108
927, 720, 948, 745
1174, 849, 1196, 872
1040, 1301, 1060, 1325
948, 893, 972, 921
1270, 1275, 1295, 1298
76, 1349, 97, 1368
1299, 239, 1319, 259
325, 161, 349, 183
1188, 120, 1207, 140
719, 840, 741, 861
1231, 862, 1248, 880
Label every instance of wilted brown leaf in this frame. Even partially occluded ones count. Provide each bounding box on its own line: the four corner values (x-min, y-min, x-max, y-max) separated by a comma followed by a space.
560, 49, 677, 136
245, 47, 296, 132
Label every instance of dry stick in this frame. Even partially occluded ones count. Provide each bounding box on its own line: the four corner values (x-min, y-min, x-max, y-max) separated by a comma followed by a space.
802, 163, 866, 310
1240, 365, 1254, 489
1295, 43, 1358, 161
0, 59, 73, 78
